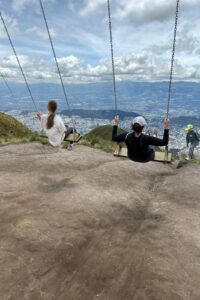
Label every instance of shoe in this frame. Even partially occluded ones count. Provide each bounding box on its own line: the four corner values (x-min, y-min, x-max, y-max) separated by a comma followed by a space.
67, 144, 74, 151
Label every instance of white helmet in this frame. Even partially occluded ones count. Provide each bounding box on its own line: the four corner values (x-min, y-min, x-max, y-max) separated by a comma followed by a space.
132, 116, 147, 127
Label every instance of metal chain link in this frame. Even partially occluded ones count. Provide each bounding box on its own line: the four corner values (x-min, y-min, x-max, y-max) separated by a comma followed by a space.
0, 71, 15, 98
107, 0, 118, 116
0, 12, 38, 112
167, 0, 180, 118
39, 0, 76, 132
165, 0, 180, 161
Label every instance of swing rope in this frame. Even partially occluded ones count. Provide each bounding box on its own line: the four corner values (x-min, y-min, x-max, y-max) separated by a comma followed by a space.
106, 0, 180, 119
0, 12, 49, 158
165, 0, 180, 161
107, 0, 180, 162
107, 0, 118, 116
0, 71, 15, 98
167, 0, 180, 118
39, 0, 76, 133
0, 12, 38, 112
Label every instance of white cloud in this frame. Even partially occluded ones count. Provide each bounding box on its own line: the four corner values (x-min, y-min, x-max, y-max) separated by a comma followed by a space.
1, 52, 200, 84
0, 12, 19, 39
12, 0, 38, 13
176, 25, 200, 55
0, 54, 51, 83
0, 67, 18, 79
55, 52, 200, 83
11, 0, 55, 13
79, 0, 200, 25
31, 70, 52, 79
57, 56, 81, 73
147, 24, 200, 56
26, 26, 57, 40
67, 29, 108, 56
116, 0, 172, 24
1, 55, 30, 69
0, 55, 45, 69
80, 0, 107, 16
115, 0, 200, 24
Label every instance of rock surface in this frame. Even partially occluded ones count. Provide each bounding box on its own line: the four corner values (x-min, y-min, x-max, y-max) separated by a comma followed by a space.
0, 143, 200, 300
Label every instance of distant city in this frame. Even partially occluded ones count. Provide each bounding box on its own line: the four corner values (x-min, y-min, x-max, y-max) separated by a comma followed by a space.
1, 81, 199, 157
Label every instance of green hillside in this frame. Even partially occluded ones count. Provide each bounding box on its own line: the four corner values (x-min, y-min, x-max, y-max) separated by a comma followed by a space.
81, 125, 126, 153
0, 112, 45, 145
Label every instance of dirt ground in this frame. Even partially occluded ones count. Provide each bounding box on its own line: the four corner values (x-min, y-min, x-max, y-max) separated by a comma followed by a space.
0, 143, 200, 300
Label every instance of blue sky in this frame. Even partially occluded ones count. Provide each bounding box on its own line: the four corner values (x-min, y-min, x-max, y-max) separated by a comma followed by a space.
0, 0, 200, 83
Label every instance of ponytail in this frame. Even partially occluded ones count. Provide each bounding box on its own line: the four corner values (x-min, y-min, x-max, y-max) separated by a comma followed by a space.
46, 100, 57, 129
47, 113, 55, 129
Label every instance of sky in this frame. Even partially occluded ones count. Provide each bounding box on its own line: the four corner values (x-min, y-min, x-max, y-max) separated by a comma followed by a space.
0, 0, 200, 84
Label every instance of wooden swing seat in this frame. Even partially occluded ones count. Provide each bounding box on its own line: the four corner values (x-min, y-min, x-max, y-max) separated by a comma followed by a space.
114, 144, 172, 163
40, 132, 82, 143
64, 133, 82, 143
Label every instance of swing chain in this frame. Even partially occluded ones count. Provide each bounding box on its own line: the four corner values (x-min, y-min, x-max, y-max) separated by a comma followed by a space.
107, 0, 118, 116
165, 0, 180, 162
0, 12, 38, 112
39, 0, 76, 133
0, 71, 14, 98
167, 0, 180, 118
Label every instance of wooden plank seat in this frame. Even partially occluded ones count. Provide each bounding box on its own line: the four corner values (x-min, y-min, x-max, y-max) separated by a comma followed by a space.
64, 133, 82, 143
39, 132, 82, 143
114, 144, 172, 163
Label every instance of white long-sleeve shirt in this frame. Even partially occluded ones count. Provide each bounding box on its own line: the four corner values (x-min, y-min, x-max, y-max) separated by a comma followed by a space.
41, 114, 66, 147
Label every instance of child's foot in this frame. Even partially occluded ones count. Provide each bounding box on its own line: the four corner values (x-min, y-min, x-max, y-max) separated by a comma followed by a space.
67, 144, 74, 151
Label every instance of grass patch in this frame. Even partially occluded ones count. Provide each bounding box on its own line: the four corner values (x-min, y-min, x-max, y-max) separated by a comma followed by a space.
0, 112, 48, 146
80, 135, 117, 153
0, 134, 48, 146
80, 125, 125, 153
176, 154, 200, 168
